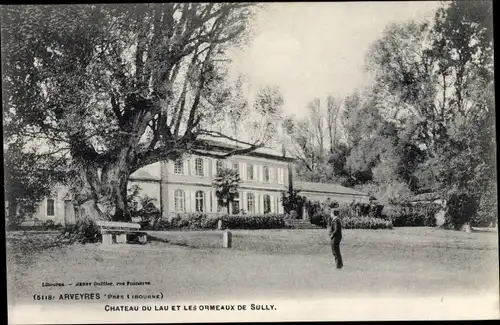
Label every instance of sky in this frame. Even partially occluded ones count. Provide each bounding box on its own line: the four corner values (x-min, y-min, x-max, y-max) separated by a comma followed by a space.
230, 1, 443, 120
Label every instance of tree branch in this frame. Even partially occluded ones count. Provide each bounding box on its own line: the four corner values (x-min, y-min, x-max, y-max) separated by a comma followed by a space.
197, 130, 261, 147
190, 141, 263, 159
185, 46, 215, 133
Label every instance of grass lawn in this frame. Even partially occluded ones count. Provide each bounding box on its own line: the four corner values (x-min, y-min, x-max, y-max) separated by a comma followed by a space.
6, 227, 499, 306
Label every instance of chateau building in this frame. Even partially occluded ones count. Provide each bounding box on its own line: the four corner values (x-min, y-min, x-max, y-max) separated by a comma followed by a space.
18, 141, 370, 225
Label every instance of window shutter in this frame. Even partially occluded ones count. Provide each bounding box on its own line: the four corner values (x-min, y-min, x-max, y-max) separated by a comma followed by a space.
189, 159, 193, 176
241, 191, 246, 213
240, 163, 247, 181
191, 158, 196, 176
191, 190, 195, 212
256, 194, 261, 213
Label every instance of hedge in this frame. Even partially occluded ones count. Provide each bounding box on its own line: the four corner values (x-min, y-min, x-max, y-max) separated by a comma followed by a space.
309, 212, 393, 229
382, 203, 442, 227
306, 200, 385, 219
307, 201, 392, 229
150, 213, 287, 230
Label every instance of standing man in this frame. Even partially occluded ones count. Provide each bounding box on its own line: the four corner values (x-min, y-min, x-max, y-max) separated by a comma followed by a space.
328, 204, 343, 269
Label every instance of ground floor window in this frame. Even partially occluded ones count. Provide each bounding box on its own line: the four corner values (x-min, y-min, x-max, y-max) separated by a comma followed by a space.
195, 190, 204, 213
263, 195, 271, 214
247, 193, 255, 214
46, 198, 55, 216
174, 189, 185, 212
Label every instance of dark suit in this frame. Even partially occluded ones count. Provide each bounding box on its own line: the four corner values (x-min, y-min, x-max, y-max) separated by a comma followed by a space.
328, 216, 343, 268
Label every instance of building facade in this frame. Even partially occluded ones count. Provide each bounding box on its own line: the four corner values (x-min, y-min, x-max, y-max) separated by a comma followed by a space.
18, 143, 370, 225
129, 145, 291, 218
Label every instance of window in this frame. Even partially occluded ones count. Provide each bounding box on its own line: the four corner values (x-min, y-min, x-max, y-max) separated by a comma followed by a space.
195, 158, 204, 177
174, 189, 185, 212
216, 160, 224, 175
46, 198, 55, 216
174, 160, 183, 174
233, 162, 238, 171
263, 166, 270, 182
279, 168, 285, 184
247, 164, 254, 180
246, 193, 255, 214
195, 191, 205, 213
231, 192, 240, 215
263, 195, 271, 214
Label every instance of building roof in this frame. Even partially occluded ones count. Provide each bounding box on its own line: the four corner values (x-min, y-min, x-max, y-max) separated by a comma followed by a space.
294, 181, 370, 197
129, 168, 160, 180
194, 138, 295, 162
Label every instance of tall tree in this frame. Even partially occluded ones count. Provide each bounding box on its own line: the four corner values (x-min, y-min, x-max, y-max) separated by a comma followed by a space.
365, 0, 494, 226
326, 95, 342, 152
2, 4, 277, 222
283, 95, 350, 184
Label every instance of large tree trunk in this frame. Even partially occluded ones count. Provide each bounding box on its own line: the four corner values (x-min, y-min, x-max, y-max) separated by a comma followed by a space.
70, 98, 152, 223
73, 160, 132, 222
101, 166, 131, 222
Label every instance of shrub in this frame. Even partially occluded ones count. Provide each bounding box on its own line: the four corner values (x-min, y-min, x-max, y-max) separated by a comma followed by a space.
473, 181, 497, 227
343, 216, 393, 229
58, 217, 100, 243
220, 213, 286, 229
308, 201, 392, 229
309, 211, 392, 229
309, 213, 327, 228
152, 213, 287, 230
281, 190, 307, 217
444, 192, 480, 230
306, 200, 385, 220
41, 219, 63, 231
383, 203, 442, 227
127, 188, 162, 230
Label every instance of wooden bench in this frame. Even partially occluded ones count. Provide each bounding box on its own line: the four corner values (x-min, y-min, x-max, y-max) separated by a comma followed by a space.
95, 221, 147, 245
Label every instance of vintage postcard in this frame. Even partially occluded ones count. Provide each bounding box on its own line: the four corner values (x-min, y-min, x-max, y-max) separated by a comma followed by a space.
3, 1, 498, 324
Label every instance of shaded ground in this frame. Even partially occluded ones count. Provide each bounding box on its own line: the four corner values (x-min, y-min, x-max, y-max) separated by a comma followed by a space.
6, 227, 499, 306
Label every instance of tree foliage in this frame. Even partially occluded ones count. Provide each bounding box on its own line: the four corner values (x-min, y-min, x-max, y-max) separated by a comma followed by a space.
4, 140, 66, 227
2, 4, 277, 221
285, 1, 495, 229
212, 167, 242, 214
